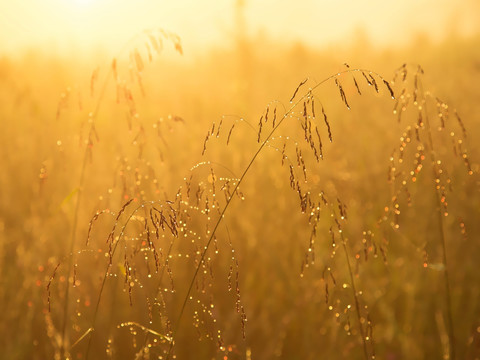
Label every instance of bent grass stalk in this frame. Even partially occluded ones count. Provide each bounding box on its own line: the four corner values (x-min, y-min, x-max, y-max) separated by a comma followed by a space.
58, 29, 182, 358
338, 229, 370, 359
166, 68, 391, 359
59, 65, 111, 360
84, 197, 182, 358
85, 201, 141, 359
421, 94, 456, 360
386, 63, 463, 359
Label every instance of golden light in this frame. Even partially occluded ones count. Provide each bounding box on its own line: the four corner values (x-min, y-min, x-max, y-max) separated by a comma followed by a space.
72, 0, 96, 5
0, 0, 478, 57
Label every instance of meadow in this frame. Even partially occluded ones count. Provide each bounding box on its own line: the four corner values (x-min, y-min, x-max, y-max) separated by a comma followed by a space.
0, 30, 479, 359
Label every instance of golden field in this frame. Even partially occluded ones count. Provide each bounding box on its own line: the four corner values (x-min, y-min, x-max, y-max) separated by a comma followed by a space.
0, 27, 479, 360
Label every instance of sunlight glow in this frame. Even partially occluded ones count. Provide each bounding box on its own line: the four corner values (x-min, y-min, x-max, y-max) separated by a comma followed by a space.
72, 0, 96, 5
0, 0, 478, 57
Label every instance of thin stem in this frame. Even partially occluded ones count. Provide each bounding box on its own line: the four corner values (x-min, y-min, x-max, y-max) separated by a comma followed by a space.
59, 58, 114, 359
81, 31, 182, 357
340, 235, 370, 360
59, 31, 149, 356
437, 191, 455, 360
422, 99, 456, 360
166, 68, 383, 358
59, 127, 92, 359
85, 203, 142, 359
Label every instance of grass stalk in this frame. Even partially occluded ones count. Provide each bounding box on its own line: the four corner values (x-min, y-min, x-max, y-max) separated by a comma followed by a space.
59, 56, 114, 359
340, 234, 370, 360
84, 203, 142, 359
166, 68, 386, 359
59, 30, 161, 356
422, 102, 456, 360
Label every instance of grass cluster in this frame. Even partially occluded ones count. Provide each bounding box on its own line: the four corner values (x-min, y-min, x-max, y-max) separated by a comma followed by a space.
0, 30, 479, 360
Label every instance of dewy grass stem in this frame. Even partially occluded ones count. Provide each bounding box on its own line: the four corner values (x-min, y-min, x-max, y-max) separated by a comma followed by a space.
340, 234, 370, 360
59, 68, 112, 359
421, 89, 456, 360
166, 68, 387, 359
60, 29, 181, 357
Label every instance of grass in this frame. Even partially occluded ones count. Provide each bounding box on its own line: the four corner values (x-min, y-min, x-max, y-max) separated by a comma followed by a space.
0, 31, 479, 360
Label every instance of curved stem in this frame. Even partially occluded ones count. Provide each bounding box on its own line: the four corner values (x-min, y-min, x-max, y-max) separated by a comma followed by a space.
340, 235, 370, 360
85, 202, 143, 359
166, 68, 384, 358
422, 95, 456, 360
59, 54, 115, 360
60, 29, 174, 356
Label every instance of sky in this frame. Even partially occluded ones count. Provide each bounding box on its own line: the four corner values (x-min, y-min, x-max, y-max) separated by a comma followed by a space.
0, 0, 478, 57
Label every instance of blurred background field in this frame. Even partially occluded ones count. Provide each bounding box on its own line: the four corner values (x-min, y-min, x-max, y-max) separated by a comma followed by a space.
0, 1, 480, 359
